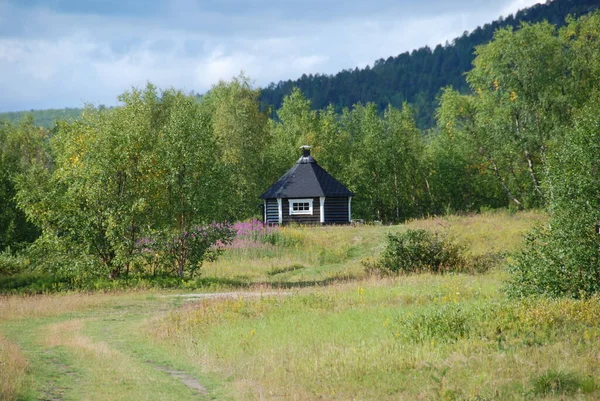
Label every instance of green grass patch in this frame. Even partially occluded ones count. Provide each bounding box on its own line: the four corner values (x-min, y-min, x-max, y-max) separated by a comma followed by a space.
5, 210, 580, 401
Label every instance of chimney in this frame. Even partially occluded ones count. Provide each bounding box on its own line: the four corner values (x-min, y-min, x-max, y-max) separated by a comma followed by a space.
300, 145, 312, 157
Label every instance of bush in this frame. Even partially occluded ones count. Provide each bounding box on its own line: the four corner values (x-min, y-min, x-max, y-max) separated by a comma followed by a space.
0, 251, 28, 275
377, 229, 466, 274
531, 370, 585, 396
394, 304, 473, 343
0, 273, 70, 294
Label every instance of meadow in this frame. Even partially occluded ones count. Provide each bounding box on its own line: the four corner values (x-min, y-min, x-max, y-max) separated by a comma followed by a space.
3, 210, 600, 400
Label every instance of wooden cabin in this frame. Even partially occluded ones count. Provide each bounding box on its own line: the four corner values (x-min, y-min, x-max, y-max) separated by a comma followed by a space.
260, 146, 354, 225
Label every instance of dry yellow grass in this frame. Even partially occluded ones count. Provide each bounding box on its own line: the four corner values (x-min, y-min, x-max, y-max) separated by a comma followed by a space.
45, 319, 115, 357
202, 210, 545, 283
406, 210, 545, 255
0, 293, 108, 321
0, 334, 28, 401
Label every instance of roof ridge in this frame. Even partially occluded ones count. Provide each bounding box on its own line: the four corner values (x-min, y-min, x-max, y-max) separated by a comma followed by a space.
259, 155, 353, 199
309, 161, 326, 195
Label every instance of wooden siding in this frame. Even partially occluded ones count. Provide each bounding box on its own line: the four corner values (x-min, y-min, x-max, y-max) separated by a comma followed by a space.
282, 197, 321, 225
265, 199, 279, 224
325, 197, 350, 223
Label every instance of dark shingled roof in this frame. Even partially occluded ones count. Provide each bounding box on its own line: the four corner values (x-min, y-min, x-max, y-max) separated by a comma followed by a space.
260, 153, 354, 199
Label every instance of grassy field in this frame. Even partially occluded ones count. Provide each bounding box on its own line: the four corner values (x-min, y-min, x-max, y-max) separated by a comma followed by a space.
4, 210, 600, 400
203, 210, 543, 284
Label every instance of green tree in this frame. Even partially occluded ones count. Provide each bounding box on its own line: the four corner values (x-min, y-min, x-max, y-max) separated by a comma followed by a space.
153, 89, 229, 277
0, 117, 48, 253
203, 75, 272, 219
467, 21, 568, 206
338, 103, 428, 222
507, 98, 600, 297
433, 88, 508, 212
268, 87, 319, 177
17, 85, 235, 279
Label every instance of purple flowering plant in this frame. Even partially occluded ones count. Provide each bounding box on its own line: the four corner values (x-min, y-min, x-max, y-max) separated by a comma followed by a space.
226, 219, 278, 249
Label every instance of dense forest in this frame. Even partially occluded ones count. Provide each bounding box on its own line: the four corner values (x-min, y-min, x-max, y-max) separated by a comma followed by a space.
260, 0, 600, 128
3, 0, 599, 130
2, 11, 600, 297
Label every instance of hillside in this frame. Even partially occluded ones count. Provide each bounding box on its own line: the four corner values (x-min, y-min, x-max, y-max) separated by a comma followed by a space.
0, 108, 83, 129
260, 0, 600, 128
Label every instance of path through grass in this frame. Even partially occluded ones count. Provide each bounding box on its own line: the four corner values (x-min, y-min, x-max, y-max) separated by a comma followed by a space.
0, 292, 240, 400
6, 211, 592, 401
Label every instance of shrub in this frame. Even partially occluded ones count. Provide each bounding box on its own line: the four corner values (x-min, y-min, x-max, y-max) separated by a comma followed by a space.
462, 252, 503, 274
0, 273, 71, 294
0, 251, 28, 275
378, 229, 466, 274
143, 222, 236, 278
531, 370, 583, 396
394, 304, 473, 343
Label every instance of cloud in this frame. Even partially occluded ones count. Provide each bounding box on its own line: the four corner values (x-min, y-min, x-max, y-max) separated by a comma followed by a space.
0, 0, 543, 111
500, 0, 544, 17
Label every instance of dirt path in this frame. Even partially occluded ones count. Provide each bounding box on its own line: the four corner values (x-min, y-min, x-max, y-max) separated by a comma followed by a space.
155, 365, 208, 395
1, 292, 234, 400
168, 290, 291, 300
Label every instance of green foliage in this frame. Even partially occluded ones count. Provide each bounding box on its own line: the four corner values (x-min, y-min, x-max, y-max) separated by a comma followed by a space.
0, 251, 29, 276
0, 271, 250, 294
0, 272, 68, 294
531, 370, 585, 396
0, 108, 83, 129
342, 103, 430, 221
378, 229, 466, 274
155, 223, 236, 278
435, 11, 600, 218
0, 117, 47, 252
395, 304, 473, 343
259, 230, 303, 248
507, 96, 600, 298
203, 75, 273, 219
15, 85, 241, 279
429, 89, 508, 213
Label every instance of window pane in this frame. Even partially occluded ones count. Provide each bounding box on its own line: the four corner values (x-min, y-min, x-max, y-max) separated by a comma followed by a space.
291, 201, 311, 213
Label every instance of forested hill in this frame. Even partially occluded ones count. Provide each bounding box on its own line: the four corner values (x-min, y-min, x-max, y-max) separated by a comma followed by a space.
0, 108, 83, 129
259, 0, 600, 128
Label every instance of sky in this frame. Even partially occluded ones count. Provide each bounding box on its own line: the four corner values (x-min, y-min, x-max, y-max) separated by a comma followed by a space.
0, 0, 542, 112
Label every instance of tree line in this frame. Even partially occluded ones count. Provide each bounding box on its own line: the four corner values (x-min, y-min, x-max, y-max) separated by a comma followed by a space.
2, 13, 600, 296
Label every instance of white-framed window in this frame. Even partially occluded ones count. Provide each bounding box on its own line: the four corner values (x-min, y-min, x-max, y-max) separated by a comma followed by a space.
289, 198, 313, 215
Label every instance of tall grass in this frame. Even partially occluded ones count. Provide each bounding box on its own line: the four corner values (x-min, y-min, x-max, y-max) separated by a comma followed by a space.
203, 224, 381, 282
203, 210, 543, 284
149, 277, 600, 400
0, 334, 28, 401
406, 209, 545, 256
0, 293, 109, 321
